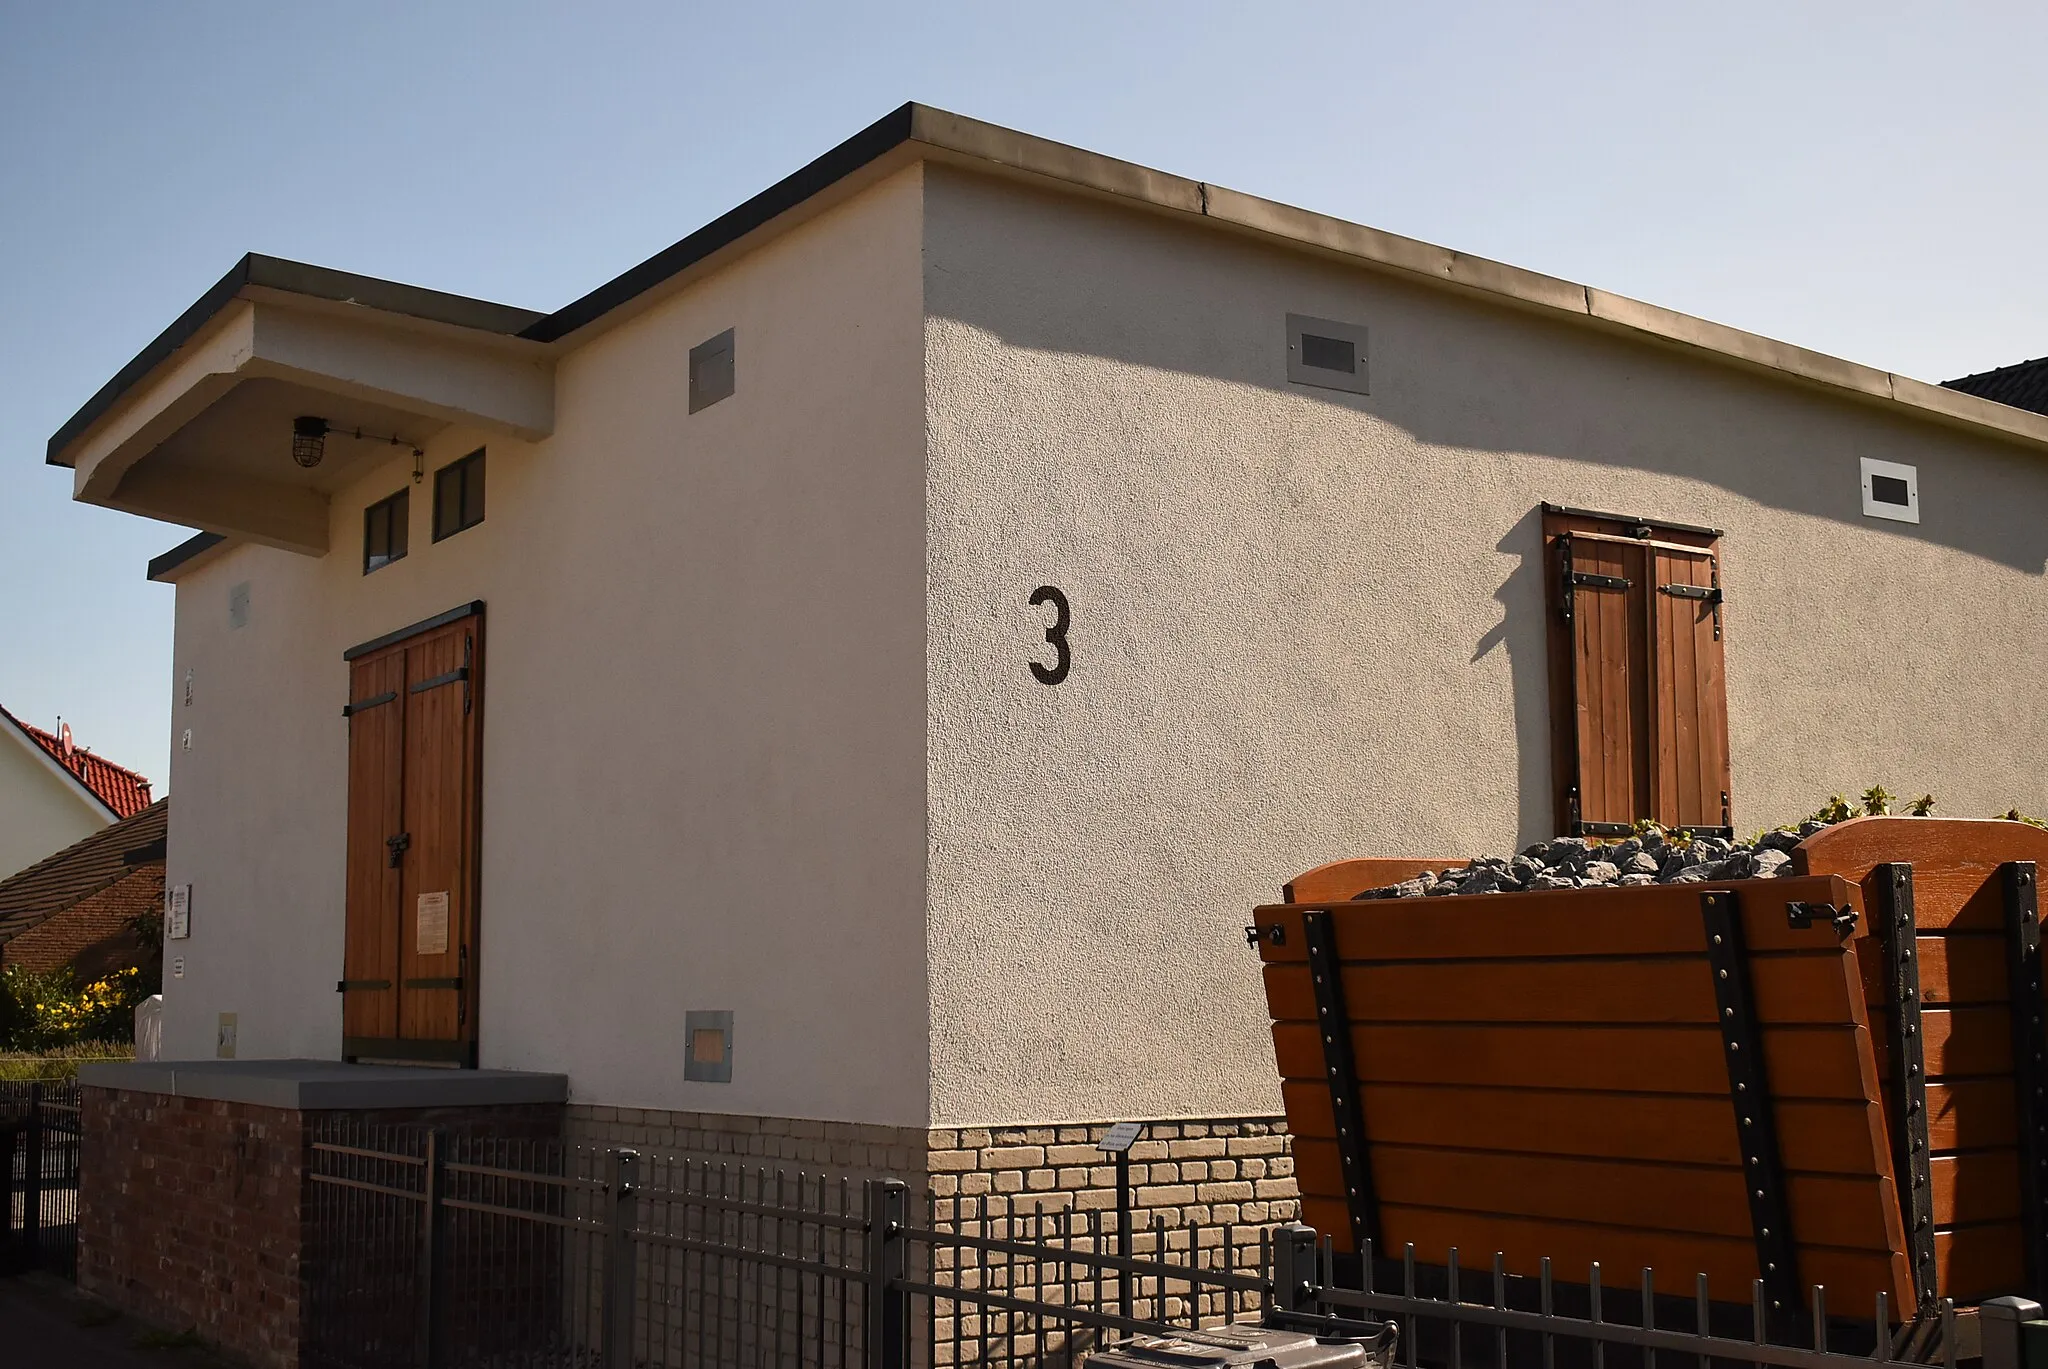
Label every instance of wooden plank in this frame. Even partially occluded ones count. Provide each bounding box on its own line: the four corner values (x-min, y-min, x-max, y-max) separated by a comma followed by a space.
1368, 1205, 1905, 1305
1860, 934, 2010, 1007
1797, 817, 2048, 931
1282, 858, 1458, 903
1280, 1080, 1893, 1177
1293, 1143, 1896, 1250
1264, 954, 1869, 1027
1869, 1006, 2013, 1080
1930, 1153, 2021, 1226
1250, 876, 1865, 964
342, 649, 407, 1043
1572, 538, 1645, 830
1934, 1223, 2025, 1302
1925, 1079, 2018, 1151
1270, 1021, 1872, 1099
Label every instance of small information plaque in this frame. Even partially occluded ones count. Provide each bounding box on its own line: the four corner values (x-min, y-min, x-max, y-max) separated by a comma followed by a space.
1097, 1121, 1143, 1154
166, 885, 191, 940
416, 891, 450, 956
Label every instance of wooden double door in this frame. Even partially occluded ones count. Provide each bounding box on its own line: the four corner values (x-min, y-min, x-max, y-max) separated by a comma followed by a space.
339, 604, 484, 1065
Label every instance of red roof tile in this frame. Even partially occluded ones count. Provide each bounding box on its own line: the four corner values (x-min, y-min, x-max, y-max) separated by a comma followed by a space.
0, 706, 155, 818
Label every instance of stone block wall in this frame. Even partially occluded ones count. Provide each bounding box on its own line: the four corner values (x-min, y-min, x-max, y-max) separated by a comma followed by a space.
925, 1116, 1298, 1228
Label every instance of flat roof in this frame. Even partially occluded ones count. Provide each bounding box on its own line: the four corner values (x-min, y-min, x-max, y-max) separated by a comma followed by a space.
60, 101, 2048, 489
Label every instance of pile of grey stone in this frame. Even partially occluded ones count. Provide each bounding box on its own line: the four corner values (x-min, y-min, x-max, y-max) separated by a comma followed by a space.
1358, 821, 1837, 898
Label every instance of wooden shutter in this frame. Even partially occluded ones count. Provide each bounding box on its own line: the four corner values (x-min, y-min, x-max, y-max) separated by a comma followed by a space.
341, 654, 405, 1041
1545, 508, 1730, 836
340, 604, 484, 1064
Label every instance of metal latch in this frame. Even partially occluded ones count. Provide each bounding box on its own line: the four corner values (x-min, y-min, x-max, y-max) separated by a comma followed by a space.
1244, 923, 1285, 949
1787, 902, 1858, 936
386, 832, 411, 868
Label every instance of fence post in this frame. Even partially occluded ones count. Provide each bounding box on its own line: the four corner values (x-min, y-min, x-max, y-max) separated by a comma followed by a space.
601, 1149, 639, 1369
23, 1083, 42, 1270
0, 1122, 17, 1274
1983, 1296, 2044, 1369
1271, 1223, 1320, 1315
864, 1179, 909, 1369
416, 1129, 447, 1369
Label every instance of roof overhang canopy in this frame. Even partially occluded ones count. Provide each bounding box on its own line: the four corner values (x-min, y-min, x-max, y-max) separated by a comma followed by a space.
50, 258, 553, 556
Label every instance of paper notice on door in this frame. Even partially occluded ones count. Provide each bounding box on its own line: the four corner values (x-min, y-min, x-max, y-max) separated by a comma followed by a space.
416, 891, 450, 956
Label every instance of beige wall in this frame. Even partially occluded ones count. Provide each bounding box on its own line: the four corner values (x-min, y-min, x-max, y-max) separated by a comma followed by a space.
0, 733, 110, 881
162, 166, 932, 1125
920, 166, 2048, 1127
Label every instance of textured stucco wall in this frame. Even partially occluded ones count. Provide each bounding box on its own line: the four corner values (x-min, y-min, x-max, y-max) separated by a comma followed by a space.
920, 166, 2048, 1126
0, 729, 111, 880
161, 166, 930, 1125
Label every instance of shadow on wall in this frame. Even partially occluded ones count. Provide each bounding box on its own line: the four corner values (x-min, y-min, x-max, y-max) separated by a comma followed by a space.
924, 170, 2048, 578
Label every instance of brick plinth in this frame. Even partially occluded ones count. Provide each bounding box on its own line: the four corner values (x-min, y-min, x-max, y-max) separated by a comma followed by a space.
78, 1085, 562, 1369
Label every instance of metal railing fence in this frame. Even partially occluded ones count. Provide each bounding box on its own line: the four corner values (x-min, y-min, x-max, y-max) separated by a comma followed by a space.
0, 1079, 81, 1279
1275, 1229, 1960, 1369
306, 1121, 1982, 1369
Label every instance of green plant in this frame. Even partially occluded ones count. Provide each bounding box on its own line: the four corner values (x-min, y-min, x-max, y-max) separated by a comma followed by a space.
1907, 794, 1937, 816
1811, 794, 1856, 824
1998, 808, 2048, 830
1860, 784, 1896, 817
0, 965, 151, 1051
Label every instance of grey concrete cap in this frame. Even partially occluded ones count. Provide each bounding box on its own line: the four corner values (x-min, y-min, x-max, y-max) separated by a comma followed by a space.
76, 1058, 568, 1110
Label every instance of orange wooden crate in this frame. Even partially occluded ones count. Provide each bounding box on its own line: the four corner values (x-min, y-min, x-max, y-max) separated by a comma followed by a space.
1253, 818, 2048, 1319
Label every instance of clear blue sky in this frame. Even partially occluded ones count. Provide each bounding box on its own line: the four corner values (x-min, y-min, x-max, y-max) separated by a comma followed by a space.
4, 2, 2043, 791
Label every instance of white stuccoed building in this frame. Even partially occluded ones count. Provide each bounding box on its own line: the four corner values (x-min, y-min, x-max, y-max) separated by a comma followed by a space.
47, 104, 2048, 1206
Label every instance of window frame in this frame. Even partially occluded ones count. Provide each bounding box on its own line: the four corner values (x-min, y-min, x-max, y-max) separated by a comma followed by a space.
433, 449, 486, 543
362, 488, 410, 575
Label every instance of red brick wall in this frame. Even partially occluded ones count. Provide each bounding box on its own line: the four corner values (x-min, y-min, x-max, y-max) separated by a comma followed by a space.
79, 1086, 563, 1369
1, 865, 162, 977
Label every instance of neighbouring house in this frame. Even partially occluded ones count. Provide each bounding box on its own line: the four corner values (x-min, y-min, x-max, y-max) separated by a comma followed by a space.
1945, 354, 2048, 417
0, 798, 166, 982
41, 104, 2048, 1358
0, 706, 154, 881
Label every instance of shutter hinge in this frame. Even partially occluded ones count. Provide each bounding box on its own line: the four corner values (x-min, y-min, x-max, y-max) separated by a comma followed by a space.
1657, 582, 1721, 603
1571, 572, 1630, 591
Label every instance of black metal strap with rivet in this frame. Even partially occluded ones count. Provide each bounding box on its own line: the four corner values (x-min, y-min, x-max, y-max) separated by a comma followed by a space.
1876, 863, 1938, 1310
2004, 861, 2048, 1296
1700, 889, 1802, 1326
1302, 908, 1376, 1253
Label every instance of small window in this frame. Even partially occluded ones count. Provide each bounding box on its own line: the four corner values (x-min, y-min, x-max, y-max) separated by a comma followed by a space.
433, 449, 486, 541
1287, 313, 1370, 395
689, 328, 735, 413
363, 490, 409, 574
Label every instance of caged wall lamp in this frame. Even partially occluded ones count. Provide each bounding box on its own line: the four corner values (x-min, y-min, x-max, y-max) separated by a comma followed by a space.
290, 415, 424, 472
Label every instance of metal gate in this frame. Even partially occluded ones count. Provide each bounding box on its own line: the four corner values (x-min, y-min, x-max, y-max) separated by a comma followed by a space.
1, 1080, 82, 1279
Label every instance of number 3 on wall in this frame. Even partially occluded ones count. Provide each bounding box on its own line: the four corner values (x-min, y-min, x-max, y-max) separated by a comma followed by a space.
1029, 586, 1070, 686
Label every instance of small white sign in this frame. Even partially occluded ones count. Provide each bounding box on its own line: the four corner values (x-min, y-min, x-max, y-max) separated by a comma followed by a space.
171, 957, 185, 979
1098, 1121, 1144, 1154
416, 891, 450, 956
166, 885, 191, 940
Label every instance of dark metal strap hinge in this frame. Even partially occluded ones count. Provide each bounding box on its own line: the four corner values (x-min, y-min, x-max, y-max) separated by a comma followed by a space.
2003, 861, 2048, 1297
1570, 572, 1630, 591
342, 691, 397, 718
336, 979, 393, 992
1301, 909, 1376, 1253
1658, 582, 1723, 603
1878, 863, 1938, 1310
1700, 889, 1802, 1331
